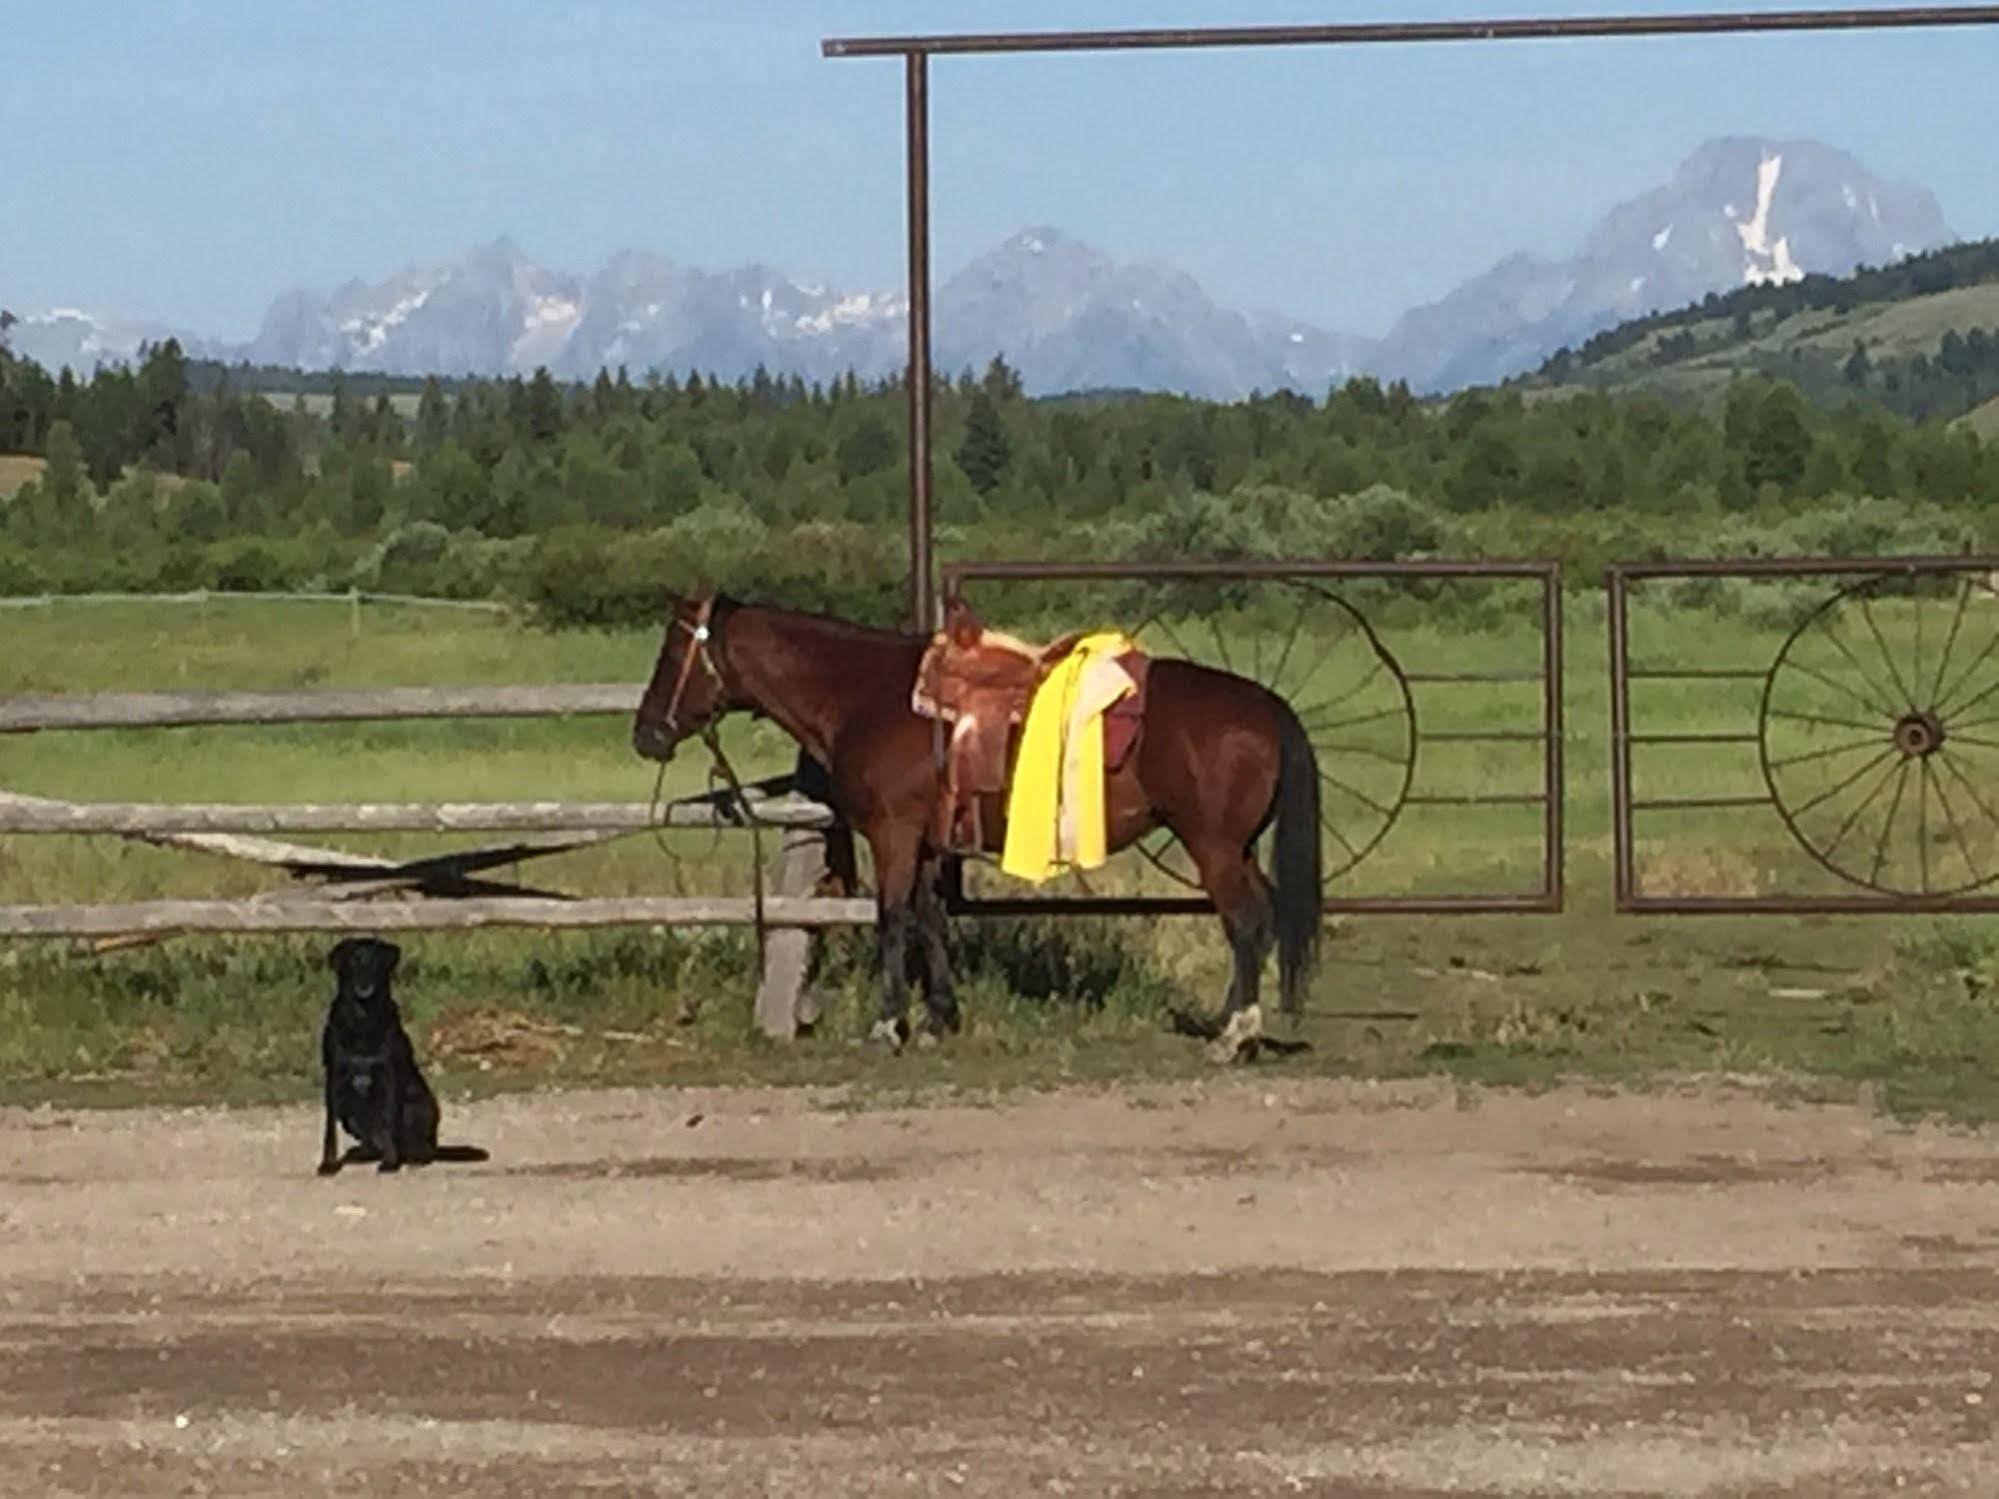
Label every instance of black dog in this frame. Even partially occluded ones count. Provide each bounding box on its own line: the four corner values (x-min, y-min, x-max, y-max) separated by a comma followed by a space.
318, 936, 487, 1176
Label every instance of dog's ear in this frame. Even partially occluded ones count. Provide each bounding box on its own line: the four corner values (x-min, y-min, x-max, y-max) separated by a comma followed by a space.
382, 940, 402, 978
328, 937, 357, 972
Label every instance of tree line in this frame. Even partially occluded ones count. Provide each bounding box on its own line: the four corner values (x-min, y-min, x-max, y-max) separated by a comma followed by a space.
3, 326, 1998, 626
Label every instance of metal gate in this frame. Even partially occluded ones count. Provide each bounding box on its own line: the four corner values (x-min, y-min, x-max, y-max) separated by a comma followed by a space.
942, 558, 1563, 916
1608, 556, 1999, 913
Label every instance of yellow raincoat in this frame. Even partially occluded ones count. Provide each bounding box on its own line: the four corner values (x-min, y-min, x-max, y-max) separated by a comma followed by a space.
1000, 632, 1138, 882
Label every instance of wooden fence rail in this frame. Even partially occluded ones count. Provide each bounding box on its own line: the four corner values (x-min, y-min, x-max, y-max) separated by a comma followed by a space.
0, 791, 836, 835
0, 684, 638, 734
0, 896, 878, 938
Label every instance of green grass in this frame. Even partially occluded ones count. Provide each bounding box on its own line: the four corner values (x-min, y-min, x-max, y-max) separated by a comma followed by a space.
5, 591, 1999, 1121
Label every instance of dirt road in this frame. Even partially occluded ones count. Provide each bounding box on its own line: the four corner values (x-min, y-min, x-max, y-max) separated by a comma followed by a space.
3, 1077, 1997, 1495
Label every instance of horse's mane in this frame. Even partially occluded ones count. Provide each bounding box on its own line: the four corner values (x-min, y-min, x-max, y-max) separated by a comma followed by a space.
715, 594, 920, 648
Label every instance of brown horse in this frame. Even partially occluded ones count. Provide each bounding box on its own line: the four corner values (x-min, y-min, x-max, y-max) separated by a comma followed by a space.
631, 594, 1322, 1052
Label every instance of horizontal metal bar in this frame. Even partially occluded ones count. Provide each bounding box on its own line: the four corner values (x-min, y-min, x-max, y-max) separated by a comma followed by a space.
1624, 668, 1769, 681
0, 895, 879, 938
1403, 671, 1546, 684
1419, 731, 1549, 743
1628, 796, 1773, 810
944, 558, 1559, 584
1619, 891, 1999, 915
0, 684, 640, 734
1625, 732, 1762, 745
826, 7, 1999, 57
1608, 555, 1999, 582
952, 892, 1562, 917
1402, 794, 1547, 806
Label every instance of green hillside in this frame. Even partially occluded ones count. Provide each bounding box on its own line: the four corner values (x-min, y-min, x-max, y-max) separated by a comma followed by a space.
1530, 239, 1999, 423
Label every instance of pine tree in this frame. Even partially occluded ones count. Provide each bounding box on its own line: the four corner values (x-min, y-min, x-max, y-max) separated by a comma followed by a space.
955, 391, 1011, 495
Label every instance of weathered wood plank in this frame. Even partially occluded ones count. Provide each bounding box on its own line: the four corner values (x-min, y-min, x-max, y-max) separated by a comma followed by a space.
0, 684, 641, 733
0, 896, 878, 937
0, 793, 836, 834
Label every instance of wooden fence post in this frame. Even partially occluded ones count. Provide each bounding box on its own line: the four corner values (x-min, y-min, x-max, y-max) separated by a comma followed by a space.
754, 833, 831, 1038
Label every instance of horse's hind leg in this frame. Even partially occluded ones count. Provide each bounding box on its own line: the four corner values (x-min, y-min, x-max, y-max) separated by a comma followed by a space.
1187, 842, 1275, 1060
910, 854, 960, 1037
866, 821, 922, 1051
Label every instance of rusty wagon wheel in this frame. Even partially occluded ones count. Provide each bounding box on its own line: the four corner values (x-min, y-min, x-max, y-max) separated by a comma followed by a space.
1127, 579, 1416, 893
1759, 572, 1999, 897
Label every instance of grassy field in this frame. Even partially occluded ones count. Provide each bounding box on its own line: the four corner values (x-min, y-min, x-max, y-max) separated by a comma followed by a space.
0, 453, 47, 499
3, 588, 1999, 1119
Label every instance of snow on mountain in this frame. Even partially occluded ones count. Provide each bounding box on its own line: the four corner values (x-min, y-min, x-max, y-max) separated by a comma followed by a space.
1374, 136, 1954, 392
7, 136, 1960, 399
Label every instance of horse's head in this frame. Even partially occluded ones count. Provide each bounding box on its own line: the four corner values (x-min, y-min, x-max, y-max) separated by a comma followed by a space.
632, 593, 733, 763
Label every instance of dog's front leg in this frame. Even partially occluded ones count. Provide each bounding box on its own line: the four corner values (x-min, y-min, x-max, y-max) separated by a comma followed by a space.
317, 1065, 342, 1177
378, 1052, 405, 1173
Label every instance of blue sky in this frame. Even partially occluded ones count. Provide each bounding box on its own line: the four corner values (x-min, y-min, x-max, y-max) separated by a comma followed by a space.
4, 0, 1997, 339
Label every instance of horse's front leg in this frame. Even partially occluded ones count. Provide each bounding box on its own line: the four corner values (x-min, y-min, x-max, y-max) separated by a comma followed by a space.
866, 821, 922, 1052
910, 854, 960, 1038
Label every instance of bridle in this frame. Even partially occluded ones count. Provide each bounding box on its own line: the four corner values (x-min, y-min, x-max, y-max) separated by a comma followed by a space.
646, 595, 774, 971
657, 595, 723, 738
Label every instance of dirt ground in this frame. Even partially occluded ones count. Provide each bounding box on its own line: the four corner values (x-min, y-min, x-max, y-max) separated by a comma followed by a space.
4, 1077, 1999, 1496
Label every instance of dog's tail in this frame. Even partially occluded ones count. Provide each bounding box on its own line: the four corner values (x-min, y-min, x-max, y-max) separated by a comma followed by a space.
432, 1145, 490, 1163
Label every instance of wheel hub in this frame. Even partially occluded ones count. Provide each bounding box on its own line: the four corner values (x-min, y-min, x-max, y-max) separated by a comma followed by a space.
1892, 710, 1946, 758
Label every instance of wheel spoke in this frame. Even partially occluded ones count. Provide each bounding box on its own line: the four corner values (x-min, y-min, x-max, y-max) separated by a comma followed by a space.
1318, 769, 1395, 820
1766, 707, 1893, 736
1206, 611, 1236, 677
1298, 655, 1389, 722
1933, 625, 1999, 721
1927, 577, 1974, 707
1296, 703, 1404, 736
1812, 612, 1906, 716
1938, 671, 1999, 728
1317, 743, 1410, 766
1318, 810, 1362, 863
1263, 598, 1311, 700
1946, 732, 1999, 754
1820, 754, 1904, 861
1867, 760, 1911, 885
1858, 594, 1918, 710
1149, 616, 1198, 667
1926, 758, 1986, 890
1787, 745, 1899, 821
1778, 659, 1899, 725
1918, 757, 1932, 893
1937, 747, 1999, 830
1766, 736, 1884, 771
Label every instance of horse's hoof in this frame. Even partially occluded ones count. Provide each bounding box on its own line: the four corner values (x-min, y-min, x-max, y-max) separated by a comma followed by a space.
867, 1018, 908, 1054
1205, 1004, 1264, 1066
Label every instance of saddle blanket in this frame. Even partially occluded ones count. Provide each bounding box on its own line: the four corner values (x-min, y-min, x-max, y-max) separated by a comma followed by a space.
999, 631, 1140, 883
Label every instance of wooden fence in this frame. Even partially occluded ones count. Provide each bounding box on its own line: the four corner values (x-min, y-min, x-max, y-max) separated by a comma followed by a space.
0, 681, 869, 1033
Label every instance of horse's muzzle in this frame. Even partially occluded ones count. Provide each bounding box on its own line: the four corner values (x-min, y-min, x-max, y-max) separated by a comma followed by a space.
631, 720, 676, 763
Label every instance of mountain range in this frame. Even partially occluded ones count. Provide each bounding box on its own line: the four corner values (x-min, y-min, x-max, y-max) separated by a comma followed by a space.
4, 136, 1955, 399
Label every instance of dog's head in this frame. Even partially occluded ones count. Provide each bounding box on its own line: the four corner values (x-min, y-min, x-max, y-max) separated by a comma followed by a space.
330, 936, 401, 1008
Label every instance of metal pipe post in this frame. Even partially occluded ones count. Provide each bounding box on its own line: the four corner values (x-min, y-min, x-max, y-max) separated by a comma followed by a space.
904, 52, 935, 633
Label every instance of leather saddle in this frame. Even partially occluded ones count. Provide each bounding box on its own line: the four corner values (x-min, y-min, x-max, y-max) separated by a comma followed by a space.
912, 597, 1147, 852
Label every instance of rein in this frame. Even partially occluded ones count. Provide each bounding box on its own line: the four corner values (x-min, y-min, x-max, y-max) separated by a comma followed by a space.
697, 719, 769, 976
663, 597, 772, 972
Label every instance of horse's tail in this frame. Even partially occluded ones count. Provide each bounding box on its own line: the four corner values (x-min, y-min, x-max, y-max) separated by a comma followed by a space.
1271, 699, 1322, 1017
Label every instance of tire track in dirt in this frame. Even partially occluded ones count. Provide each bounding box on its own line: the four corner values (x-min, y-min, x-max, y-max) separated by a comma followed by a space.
3, 1079, 1998, 1494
